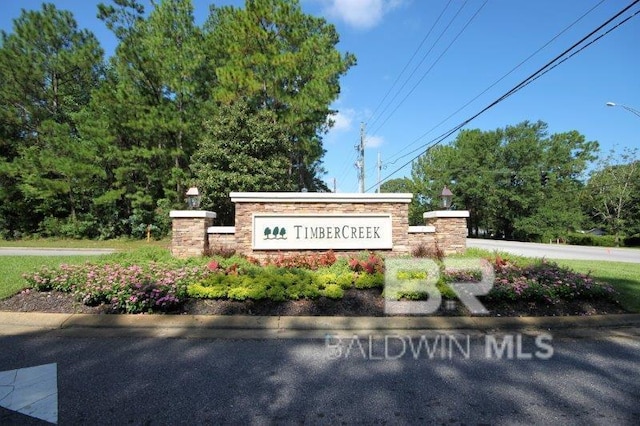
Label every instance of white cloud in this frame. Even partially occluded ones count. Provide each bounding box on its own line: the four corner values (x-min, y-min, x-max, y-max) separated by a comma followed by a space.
365, 134, 384, 148
321, 0, 404, 30
328, 109, 355, 132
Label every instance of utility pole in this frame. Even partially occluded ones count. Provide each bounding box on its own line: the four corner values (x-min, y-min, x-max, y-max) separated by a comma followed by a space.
355, 122, 365, 193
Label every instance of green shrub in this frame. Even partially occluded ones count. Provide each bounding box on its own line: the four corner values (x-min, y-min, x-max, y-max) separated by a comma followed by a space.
324, 257, 352, 275
188, 282, 228, 299
266, 285, 287, 302
354, 272, 384, 289
436, 278, 457, 299
336, 272, 355, 289
566, 232, 619, 247
396, 270, 427, 280
321, 284, 344, 299
228, 282, 266, 301
216, 255, 262, 274
624, 234, 640, 247
315, 272, 338, 288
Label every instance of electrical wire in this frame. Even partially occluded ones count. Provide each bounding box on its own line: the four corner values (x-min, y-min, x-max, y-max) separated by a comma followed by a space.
369, 0, 488, 137
365, 0, 453, 128
382, 0, 607, 168
368, 0, 470, 132
367, 0, 640, 192
368, 2, 466, 131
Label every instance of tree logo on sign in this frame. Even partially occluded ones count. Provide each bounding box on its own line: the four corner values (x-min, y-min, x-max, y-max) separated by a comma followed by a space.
263, 226, 287, 240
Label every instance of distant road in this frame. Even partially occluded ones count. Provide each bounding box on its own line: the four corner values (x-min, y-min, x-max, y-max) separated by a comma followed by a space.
467, 239, 640, 263
0, 247, 116, 256
3, 242, 638, 263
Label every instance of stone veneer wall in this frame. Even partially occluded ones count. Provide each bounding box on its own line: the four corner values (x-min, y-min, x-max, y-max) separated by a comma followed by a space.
171, 193, 469, 258
231, 192, 412, 259
407, 226, 437, 255
424, 211, 469, 255
169, 211, 216, 258
208, 229, 236, 253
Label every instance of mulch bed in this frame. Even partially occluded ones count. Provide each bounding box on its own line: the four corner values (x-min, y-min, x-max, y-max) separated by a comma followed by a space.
0, 288, 628, 317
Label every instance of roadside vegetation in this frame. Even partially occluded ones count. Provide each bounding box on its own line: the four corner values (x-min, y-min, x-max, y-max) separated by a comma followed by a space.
1, 2, 638, 248
0, 239, 169, 250
556, 260, 640, 312
1, 246, 635, 315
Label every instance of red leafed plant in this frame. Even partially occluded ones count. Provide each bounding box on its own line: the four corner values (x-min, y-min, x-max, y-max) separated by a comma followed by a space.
348, 253, 384, 274
207, 260, 221, 271
263, 250, 337, 270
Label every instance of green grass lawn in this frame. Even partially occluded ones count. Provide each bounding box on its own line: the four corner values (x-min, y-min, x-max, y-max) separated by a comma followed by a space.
556, 260, 640, 313
0, 238, 169, 250
0, 255, 97, 299
0, 239, 171, 300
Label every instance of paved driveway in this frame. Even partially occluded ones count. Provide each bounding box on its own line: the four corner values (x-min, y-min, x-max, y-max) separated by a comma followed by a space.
467, 239, 640, 263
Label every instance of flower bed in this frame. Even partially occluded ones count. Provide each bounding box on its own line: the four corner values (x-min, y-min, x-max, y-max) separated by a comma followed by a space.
20, 251, 621, 315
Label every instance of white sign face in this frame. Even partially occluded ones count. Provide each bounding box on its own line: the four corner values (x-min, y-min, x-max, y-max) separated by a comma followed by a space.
253, 214, 393, 250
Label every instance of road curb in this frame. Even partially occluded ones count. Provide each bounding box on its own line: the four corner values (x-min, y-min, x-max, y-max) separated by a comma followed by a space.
2, 312, 640, 338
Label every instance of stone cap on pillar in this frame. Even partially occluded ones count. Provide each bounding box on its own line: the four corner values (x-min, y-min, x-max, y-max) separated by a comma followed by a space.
229, 192, 413, 203
169, 210, 217, 219
423, 210, 469, 219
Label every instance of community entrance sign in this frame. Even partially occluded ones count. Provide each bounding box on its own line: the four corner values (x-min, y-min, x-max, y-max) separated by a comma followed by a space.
253, 213, 393, 250
170, 191, 469, 259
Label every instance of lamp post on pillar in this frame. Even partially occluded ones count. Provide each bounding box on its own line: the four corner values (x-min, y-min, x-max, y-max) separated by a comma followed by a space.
186, 186, 201, 210
441, 186, 453, 210
170, 186, 215, 258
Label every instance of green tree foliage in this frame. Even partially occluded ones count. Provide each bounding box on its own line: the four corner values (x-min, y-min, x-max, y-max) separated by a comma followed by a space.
379, 178, 423, 225
204, 0, 356, 191
191, 101, 295, 224
0, 0, 354, 238
411, 121, 598, 242
0, 3, 104, 238
583, 148, 639, 244
88, 0, 207, 237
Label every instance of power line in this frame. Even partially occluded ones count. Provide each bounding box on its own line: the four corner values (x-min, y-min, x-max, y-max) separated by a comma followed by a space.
366, 0, 454, 128
368, 1, 471, 132
369, 0, 488, 137
382, 0, 607, 168
367, 0, 640, 192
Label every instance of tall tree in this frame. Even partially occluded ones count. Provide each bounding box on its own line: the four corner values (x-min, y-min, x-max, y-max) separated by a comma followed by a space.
204, 0, 356, 191
191, 100, 295, 224
583, 148, 639, 244
93, 0, 206, 235
0, 3, 104, 237
380, 178, 423, 225
411, 121, 598, 241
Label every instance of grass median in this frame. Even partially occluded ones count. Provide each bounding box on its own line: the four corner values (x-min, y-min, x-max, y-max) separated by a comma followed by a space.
0, 255, 96, 299
0, 238, 169, 250
555, 260, 640, 312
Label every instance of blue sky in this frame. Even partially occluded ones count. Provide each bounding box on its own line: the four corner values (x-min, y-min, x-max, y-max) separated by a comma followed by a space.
2, 0, 639, 193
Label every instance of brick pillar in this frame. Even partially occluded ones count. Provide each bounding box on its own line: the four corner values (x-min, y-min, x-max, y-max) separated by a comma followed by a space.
169, 211, 216, 258
423, 211, 469, 255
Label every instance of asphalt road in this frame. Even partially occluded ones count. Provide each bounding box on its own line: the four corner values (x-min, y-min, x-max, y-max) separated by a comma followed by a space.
1, 331, 639, 424
467, 239, 640, 263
